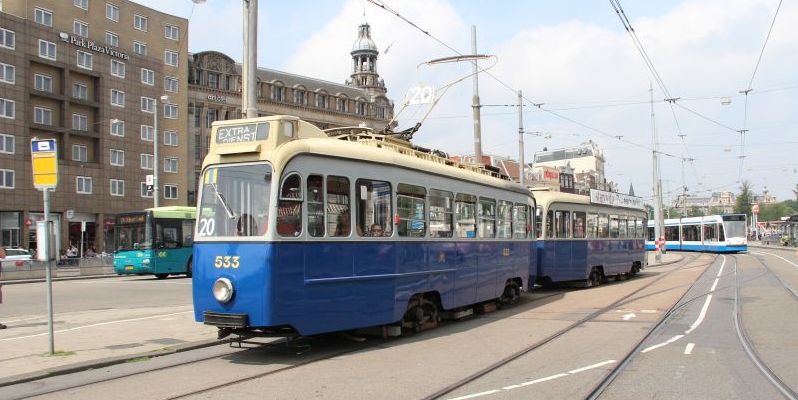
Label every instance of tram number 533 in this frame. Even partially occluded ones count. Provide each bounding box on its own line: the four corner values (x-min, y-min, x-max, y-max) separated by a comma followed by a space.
214, 256, 240, 269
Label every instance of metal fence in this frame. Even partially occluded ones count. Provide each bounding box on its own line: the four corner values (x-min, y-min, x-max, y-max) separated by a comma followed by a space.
1, 255, 114, 276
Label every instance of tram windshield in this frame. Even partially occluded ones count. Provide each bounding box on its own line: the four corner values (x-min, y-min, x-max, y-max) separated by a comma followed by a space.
722, 215, 746, 239
115, 213, 152, 250
197, 163, 272, 238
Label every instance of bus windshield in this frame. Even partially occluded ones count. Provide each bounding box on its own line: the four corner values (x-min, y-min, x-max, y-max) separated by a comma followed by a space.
197, 163, 272, 238
115, 214, 152, 250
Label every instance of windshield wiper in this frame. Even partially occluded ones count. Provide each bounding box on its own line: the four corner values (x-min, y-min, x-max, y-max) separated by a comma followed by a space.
210, 182, 236, 220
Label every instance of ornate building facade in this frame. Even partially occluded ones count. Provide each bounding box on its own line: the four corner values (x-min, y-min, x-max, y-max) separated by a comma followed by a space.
186, 19, 394, 202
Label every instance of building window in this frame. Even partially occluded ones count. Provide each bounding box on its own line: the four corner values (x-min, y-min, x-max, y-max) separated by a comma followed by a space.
164, 130, 178, 146
33, 106, 52, 125
205, 109, 217, 128
164, 76, 178, 93
106, 3, 119, 22
336, 97, 348, 112
140, 68, 155, 85
77, 50, 93, 70
133, 41, 147, 56
0, 134, 14, 154
110, 119, 124, 137
0, 28, 15, 50
164, 103, 178, 119
34, 74, 52, 92
377, 106, 385, 119
73, 82, 88, 100
76, 176, 93, 194
34, 7, 53, 27
110, 60, 125, 78
207, 72, 219, 89
164, 24, 179, 40
72, 144, 87, 161
164, 185, 178, 200
140, 153, 153, 170
72, 113, 88, 131
133, 14, 148, 32
73, 19, 89, 38
164, 50, 178, 67
111, 89, 125, 107
357, 102, 366, 116
0, 63, 14, 84
140, 125, 153, 141
0, 99, 14, 119
38, 40, 56, 60
110, 179, 125, 196
0, 169, 14, 189
272, 85, 284, 101
317, 94, 327, 109
294, 90, 305, 105
0, 211, 22, 247
140, 96, 155, 113
140, 182, 153, 198
74, 0, 88, 10
164, 157, 178, 173
105, 31, 119, 47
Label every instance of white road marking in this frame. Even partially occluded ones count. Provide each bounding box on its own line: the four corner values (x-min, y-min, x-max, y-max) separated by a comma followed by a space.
2, 315, 47, 324
519, 373, 569, 386
568, 360, 617, 374
448, 389, 501, 400
622, 313, 636, 321
684, 294, 712, 335
640, 309, 657, 314
684, 343, 695, 355
759, 252, 798, 268
709, 278, 719, 292
0, 310, 192, 341
641, 335, 684, 353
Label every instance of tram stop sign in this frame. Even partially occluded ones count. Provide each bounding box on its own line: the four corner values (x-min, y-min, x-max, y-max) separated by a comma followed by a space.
31, 139, 58, 190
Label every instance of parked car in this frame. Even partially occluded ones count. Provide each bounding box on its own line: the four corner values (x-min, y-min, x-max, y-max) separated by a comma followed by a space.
1, 248, 32, 268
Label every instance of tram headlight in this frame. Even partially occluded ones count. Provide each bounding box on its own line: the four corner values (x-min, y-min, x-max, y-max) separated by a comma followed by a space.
212, 277, 234, 303
142, 259, 150, 265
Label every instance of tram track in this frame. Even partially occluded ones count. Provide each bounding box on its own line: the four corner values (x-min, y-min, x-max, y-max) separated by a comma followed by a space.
422, 253, 703, 400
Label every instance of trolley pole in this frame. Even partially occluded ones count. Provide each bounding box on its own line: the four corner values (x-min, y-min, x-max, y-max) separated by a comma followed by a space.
242, 0, 258, 118
518, 90, 525, 189
650, 83, 664, 262
471, 25, 483, 164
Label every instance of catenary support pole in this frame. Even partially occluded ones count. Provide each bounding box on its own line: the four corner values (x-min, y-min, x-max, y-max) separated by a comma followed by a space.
471, 25, 483, 164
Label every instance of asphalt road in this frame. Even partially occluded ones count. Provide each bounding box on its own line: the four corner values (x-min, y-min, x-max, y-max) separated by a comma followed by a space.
3, 250, 797, 400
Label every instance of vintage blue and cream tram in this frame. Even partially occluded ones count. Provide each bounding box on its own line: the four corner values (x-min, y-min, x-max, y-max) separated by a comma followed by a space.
534, 190, 648, 287
645, 214, 748, 253
193, 116, 536, 337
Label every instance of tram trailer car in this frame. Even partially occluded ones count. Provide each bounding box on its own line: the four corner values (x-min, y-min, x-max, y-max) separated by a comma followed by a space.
534, 191, 647, 287
645, 214, 747, 253
193, 116, 537, 338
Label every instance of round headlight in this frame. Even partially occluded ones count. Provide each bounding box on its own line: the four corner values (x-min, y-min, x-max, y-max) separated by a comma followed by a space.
212, 277, 234, 303
142, 258, 150, 265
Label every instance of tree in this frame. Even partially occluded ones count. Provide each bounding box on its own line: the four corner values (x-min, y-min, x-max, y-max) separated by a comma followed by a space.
686, 206, 705, 217
734, 180, 753, 215
759, 202, 796, 222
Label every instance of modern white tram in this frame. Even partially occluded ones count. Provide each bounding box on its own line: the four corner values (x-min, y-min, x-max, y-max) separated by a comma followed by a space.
646, 214, 748, 253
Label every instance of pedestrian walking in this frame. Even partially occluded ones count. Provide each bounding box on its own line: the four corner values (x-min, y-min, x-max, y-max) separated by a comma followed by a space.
0, 246, 6, 329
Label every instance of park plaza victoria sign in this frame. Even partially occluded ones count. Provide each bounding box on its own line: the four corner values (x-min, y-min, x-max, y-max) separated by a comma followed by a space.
589, 189, 645, 210
215, 122, 269, 144
59, 33, 130, 61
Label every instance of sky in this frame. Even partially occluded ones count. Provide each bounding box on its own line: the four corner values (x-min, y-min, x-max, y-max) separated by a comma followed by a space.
133, 0, 798, 205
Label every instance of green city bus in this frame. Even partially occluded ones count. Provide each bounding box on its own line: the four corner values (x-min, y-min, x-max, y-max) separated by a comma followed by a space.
113, 206, 196, 279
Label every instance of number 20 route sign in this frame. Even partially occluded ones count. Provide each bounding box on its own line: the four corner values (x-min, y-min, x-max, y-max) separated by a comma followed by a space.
31, 139, 58, 190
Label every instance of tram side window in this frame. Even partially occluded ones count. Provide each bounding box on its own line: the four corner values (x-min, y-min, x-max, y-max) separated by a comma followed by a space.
277, 174, 303, 237
397, 183, 426, 238
497, 201, 513, 239
608, 215, 619, 238
307, 174, 324, 237
683, 224, 700, 241
665, 226, 679, 241
587, 213, 598, 239
327, 176, 351, 237
718, 223, 725, 241
478, 198, 496, 238
598, 214, 609, 238
535, 206, 544, 239
619, 216, 627, 238
638, 219, 646, 239
512, 204, 528, 239
546, 210, 555, 239
703, 223, 716, 242
647, 226, 655, 241
573, 211, 586, 239
356, 179, 392, 237
455, 193, 477, 238
429, 189, 454, 238
555, 210, 571, 239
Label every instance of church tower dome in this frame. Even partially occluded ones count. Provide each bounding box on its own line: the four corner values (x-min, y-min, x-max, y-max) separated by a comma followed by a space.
348, 16, 386, 96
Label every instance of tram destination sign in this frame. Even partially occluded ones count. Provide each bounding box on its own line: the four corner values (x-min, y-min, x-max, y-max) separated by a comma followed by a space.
590, 189, 644, 210
216, 122, 269, 144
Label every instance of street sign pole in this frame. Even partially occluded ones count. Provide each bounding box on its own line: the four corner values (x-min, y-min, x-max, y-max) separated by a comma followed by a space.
31, 138, 58, 355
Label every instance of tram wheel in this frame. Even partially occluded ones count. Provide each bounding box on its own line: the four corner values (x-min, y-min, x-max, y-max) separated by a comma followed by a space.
155, 273, 169, 280
499, 282, 521, 306
403, 297, 440, 333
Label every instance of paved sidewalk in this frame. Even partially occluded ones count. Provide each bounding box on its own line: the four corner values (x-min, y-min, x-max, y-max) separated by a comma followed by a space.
646, 250, 683, 267
0, 251, 683, 387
